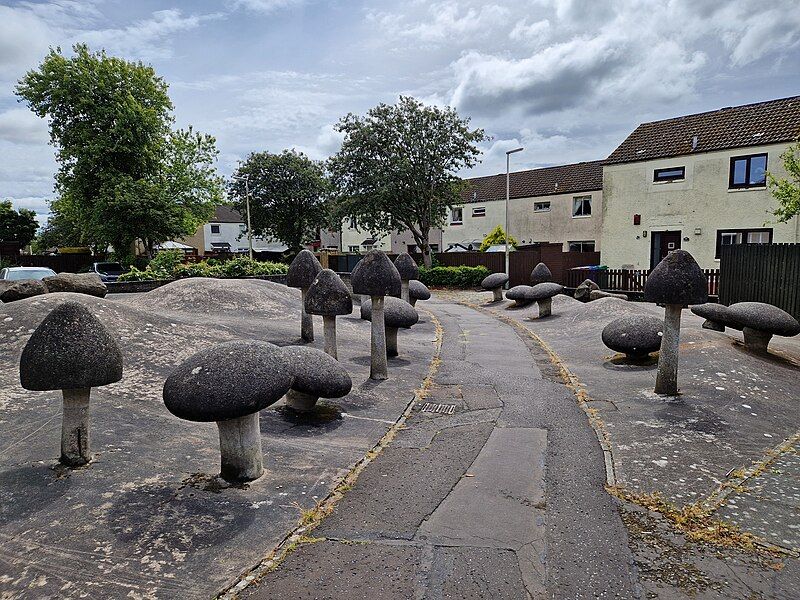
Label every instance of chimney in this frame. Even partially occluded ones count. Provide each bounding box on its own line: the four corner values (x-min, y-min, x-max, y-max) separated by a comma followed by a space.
691, 135, 698, 151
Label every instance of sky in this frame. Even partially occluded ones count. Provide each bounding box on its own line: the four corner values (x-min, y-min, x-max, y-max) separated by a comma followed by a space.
1, 0, 799, 225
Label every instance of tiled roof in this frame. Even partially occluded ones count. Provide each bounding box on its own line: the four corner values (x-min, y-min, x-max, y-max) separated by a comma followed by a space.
461, 160, 603, 203
211, 205, 244, 223
605, 95, 800, 165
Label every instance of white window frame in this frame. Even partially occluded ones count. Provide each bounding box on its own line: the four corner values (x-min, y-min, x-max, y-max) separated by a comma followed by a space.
472, 206, 486, 217
572, 196, 592, 218
450, 207, 463, 224
348, 245, 360, 253
533, 201, 551, 213
568, 240, 596, 253
210, 224, 221, 235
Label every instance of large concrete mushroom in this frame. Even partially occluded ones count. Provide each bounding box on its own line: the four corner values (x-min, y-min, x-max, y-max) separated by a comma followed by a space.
394, 253, 419, 303
305, 269, 353, 359
482, 272, 509, 302
505, 285, 534, 307
690, 303, 741, 332
727, 302, 800, 353
280, 346, 352, 411
408, 280, 430, 307
361, 296, 419, 357
644, 250, 708, 395
19, 301, 123, 467
528, 282, 564, 318
351, 250, 401, 380
602, 315, 663, 360
287, 249, 323, 342
530, 262, 553, 285
163, 341, 292, 482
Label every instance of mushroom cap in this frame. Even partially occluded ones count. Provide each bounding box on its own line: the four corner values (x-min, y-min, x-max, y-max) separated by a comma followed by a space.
690, 303, 742, 329
351, 250, 402, 297
43, 273, 107, 298
481, 272, 509, 290
409, 280, 431, 301
528, 282, 563, 300
360, 296, 419, 328
727, 302, 800, 337
530, 263, 553, 285
305, 269, 353, 316
505, 285, 534, 300
394, 253, 419, 281
287, 249, 322, 289
644, 250, 708, 306
163, 340, 292, 422
20, 301, 123, 391
1, 279, 48, 303
281, 346, 352, 398
601, 315, 664, 356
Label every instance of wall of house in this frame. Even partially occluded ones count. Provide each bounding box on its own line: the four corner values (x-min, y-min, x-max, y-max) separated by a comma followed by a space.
390, 228, 443, 253
442, 190, 604, 252
339, 223, 391, 252
600, 143, 800, 270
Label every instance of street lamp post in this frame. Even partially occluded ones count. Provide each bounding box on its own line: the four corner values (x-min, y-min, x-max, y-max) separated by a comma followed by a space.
505, 147, 524, 280
231, 174, 254, 260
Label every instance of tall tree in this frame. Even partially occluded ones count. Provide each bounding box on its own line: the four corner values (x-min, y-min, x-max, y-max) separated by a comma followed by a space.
229, 150, 331, 252
0, 200, 38, 247
328, 96, 488, 267
16, 44, 222, 261
29, 201, 82, 252
769, 139, 800, 223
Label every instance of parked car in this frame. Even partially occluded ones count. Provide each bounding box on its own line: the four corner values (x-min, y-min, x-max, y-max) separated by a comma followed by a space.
86, 262, 125, 282
0, 266, 57, 281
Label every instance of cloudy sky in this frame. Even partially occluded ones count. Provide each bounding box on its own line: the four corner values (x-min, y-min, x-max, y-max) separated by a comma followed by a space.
2, 0, 799, 224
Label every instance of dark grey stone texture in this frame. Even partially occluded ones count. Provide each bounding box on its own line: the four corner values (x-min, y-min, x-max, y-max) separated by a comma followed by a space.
163, 340, 292, 422
1, 279, 47, 303
481, 272, 508, 289
505, 285, 534, 303
529, 282, 563, 300
644, 249, 708, 305
304, 269, 352, 316
20, 301, 123, 391
574, 278, 600, 302
351, 250, 401, 297
394, 252, 419, 280
281, 345, 352, 398
601, 315, 664, 357
727, 302, 800, 337
43, 273, 107, 297
286, 249, 322, 289
690, 302, 742, 330
590, 290, 628, 301
408, 279, 430, 301
361, 296, 419, 328
530, 262, 553, 285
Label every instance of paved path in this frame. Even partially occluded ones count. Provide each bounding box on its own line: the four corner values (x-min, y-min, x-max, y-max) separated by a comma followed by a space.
240, 299, 641, 598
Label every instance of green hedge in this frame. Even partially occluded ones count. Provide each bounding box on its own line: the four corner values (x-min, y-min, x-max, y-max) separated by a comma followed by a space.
118, 256, 288, 282
418, 265, 490, 288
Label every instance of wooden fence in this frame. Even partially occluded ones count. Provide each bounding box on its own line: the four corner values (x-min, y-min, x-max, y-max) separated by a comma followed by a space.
18, 253, 100, 273
565, 268, 720, 296
719, 243, 800, 320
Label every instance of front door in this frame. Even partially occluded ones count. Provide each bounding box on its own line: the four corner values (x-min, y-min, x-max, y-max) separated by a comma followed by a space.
650, 231, 681, 269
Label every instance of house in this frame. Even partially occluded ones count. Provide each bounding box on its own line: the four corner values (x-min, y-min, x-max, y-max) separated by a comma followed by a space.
600, 96, 800, 270
181, 206, 288, 256
338, 220, 443, 254
442, 161, 604, 254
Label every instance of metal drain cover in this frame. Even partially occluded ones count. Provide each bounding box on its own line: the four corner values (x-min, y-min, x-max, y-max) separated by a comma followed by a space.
421, 402, 456, 415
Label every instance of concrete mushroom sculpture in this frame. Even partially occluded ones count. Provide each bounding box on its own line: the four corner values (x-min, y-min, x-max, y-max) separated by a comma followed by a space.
19, 301, 123, 467
394, 253, 419, 303
690, 303, 741, 332
351, 250, 402, 380
280, 346, 352, 411
287, 249, 323, 342
727, 302, 800, 353
529, 282, 563, 318
361, 296, 419, 357
163, 341, 292, 482
602, 315, 663, 360
505, 285, 534, 307
408, 280, 431, 307
530, 262, 553, 285
305, 269, 353, 359
482, 272, 509, 302
574, 278, 600, 302
644, 250, 708, 395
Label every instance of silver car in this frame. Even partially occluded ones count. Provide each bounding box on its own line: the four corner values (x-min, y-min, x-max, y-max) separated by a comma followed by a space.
0, 266, 57, 281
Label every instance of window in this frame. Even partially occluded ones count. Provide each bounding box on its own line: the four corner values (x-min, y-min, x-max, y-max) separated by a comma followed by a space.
348, 216, 358, 230
239, 224, 247, 234
451, 207, 463, 224
715, 228, 772, 257
572, 196, 592, 217
210, 224, 221, 234
472, 206, 486, 217
654, 166, 685, 182
729, 153, 767, 189
568, 240, 596, 253
534, 201, 551, 212
430, 244, 439, 252
348, 245, 360, 253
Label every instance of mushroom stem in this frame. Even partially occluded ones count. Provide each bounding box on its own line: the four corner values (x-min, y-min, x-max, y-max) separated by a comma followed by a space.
300, 287, 314, 342
492, 288, 503, 302
386, 327, 399, 357
370, 295, 388, 380
702, 319, 725, 332
655, 304, 682, 395
410, 298, 418, 307
537, 298, 552, 318
742, 327, 772, 353
322, 315, 338, 359
61, 387, 91, 467
401, 280, 410, 303
286, 389, 319, 411
216, 413, 264, 482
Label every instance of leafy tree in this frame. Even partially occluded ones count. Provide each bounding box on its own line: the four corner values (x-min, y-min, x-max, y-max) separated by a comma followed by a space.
328, 96, 488, 267
0, 200, 38, 247
29, 202, 82, 253
769, 140, 800, 222
229, 150, 331, 252
479, 225, 518, 252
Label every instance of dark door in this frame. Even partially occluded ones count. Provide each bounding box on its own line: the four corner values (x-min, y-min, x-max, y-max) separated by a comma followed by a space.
650, 231, 681, 269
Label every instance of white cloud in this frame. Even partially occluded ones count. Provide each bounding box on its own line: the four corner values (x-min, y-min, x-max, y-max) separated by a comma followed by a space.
0, 109, 49, 145
230, 0, 305, 14
509, 19, 551, 46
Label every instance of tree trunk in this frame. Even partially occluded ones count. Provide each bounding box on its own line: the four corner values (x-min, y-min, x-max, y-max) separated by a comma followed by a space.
421, 239, 432, 268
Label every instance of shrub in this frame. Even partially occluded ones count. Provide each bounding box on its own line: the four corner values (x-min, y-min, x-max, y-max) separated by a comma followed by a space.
418, 265, 490, 288
119, 256, 288, 281
118, 266, 169, 282
149, 249, 185, 274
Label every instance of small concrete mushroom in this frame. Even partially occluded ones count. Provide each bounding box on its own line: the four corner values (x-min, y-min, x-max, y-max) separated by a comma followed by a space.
361, 296, 419, 357
644, 250, 708, 395
305, 269, 353, 359
287, 249, 323, 342
163, 340, 292, 482
602, 315, 663, 360
280, 346, 352, 411
727, 302, 800, 353
690, 303, 741, 332
19, 301, 123, 467
482, 272, 509, 302
505, 285, 534, 307
530, 262, 553, 285
574, 278, 600, 302
394, 253, 419, 303
351, 250, 402, 380
528, 282, 564, 318
408, 280, 430, 307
